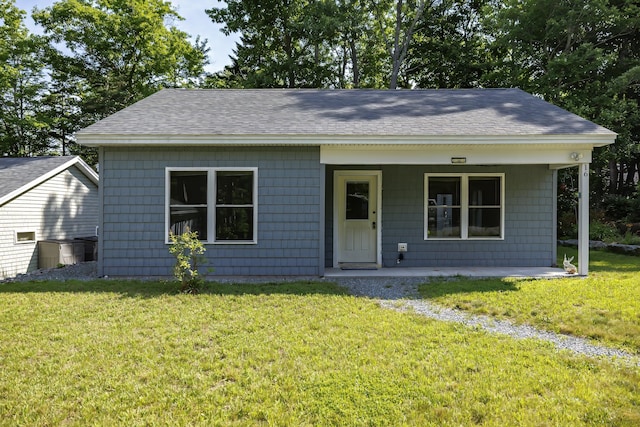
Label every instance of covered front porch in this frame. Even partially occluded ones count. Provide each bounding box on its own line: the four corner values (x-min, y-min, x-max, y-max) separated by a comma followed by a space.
322, 145, 595, 275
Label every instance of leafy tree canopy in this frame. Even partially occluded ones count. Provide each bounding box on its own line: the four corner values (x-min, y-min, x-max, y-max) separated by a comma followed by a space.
32, 0, 209, 163
0, 0, 50, 156
483, 0, 640, 197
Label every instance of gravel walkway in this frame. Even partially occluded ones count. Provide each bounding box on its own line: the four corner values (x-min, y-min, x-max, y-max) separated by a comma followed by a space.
334, 277, 640, 367
4, 265, 638, 366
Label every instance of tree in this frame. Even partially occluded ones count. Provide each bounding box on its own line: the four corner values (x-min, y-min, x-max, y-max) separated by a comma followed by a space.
0, 0, 50, 156
386, 0, 430, 88
33, 0, 209, 163
207, 0, 444, 89
483, 0, 640, 201
337, 0, 393, 88
207, 0, 342, 88
405, 0, 492, 88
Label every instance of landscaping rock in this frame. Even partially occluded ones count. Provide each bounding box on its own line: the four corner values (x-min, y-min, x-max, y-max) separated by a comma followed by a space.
558, 239, 608, 249
1, 262, 97, 283
558, 239, 640, 256
607, 243, 640, 256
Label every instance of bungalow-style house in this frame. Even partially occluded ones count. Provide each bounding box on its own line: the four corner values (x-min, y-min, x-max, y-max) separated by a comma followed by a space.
0, 156, 99, 279
76, 89, 616, 278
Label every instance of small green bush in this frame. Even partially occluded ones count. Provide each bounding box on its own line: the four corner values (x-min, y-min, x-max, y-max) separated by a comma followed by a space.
602, 194, 634, 221
589, 220, 621, 243
557, 211, 577, 239
621, 231, 640, 245
168, 228, 208, 293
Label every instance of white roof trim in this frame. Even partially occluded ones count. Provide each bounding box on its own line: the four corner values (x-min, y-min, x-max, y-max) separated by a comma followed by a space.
0, 156, 99, 206
77, 133, 616, 148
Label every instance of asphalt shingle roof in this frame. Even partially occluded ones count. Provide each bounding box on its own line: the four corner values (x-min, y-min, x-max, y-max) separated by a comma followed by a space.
0, 156, 78, 202
77, 88, 615, 138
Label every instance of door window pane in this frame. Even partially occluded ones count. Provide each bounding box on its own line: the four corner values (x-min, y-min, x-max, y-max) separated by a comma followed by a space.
346, 182, 369, 220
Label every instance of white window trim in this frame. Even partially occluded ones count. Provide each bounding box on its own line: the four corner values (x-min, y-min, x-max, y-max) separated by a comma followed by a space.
165, 167, 258, 245
424, 173, 505, 240
15, 230, 37, 244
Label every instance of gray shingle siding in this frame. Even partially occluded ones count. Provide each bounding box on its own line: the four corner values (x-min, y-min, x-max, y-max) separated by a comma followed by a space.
101, 146, 554, 277
325, 164, 554, 268
99, 146, 322, 277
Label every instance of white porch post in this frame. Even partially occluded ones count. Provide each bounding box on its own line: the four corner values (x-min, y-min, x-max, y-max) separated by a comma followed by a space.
578, 163, 589, 275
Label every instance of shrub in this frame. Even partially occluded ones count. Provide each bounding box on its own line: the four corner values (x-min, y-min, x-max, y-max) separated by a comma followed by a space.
589, 221, 620, 243
168, 228, 208, 293
557, 211, 577, 239
602, 195, 633, 221
620, 231, 640, 245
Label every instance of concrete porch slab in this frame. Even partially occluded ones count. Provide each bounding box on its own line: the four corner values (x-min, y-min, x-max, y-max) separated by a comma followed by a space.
324, 266, 574, 279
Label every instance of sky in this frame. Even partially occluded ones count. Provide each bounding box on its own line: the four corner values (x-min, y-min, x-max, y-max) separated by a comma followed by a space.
16, 0, 239, 73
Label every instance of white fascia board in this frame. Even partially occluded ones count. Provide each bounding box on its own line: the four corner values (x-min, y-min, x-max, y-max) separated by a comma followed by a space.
73, 156, 99, 185
320, 145, 595, 165
76, 133, 617, 148
0, 156, 98, 206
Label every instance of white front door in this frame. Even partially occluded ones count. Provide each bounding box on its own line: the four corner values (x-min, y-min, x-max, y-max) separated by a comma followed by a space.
334, 172, 380, 265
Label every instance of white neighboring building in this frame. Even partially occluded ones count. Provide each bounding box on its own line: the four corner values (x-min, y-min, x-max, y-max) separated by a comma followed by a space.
0, 156, 99, 279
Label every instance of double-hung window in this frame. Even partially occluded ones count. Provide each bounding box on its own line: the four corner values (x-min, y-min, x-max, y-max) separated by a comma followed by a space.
167, 168, 257, 243
425, 173, 504, 240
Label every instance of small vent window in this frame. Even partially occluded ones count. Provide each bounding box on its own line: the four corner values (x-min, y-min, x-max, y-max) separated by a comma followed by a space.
16, 231, 36, 243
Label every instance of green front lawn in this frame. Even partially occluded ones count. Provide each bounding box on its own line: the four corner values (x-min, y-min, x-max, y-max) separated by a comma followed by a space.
1, 278, 639, 425
419, 248, 640, 354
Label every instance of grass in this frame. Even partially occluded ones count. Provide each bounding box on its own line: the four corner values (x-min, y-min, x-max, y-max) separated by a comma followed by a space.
419, 248, 640, 354
0, 279, 639, 425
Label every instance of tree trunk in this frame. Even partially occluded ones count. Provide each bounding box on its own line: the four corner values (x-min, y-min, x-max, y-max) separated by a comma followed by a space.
617, 161, 625, 194
389, 0, 428, 89
389, 0, 404, 89
609, 158, 618, 194
349, 38, 359, 88
625, 159, 637, 191
284, 32, 295, 88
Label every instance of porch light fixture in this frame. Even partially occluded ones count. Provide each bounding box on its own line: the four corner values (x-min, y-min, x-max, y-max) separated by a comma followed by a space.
451, 157, 467, 164
570, 152, 584, 161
